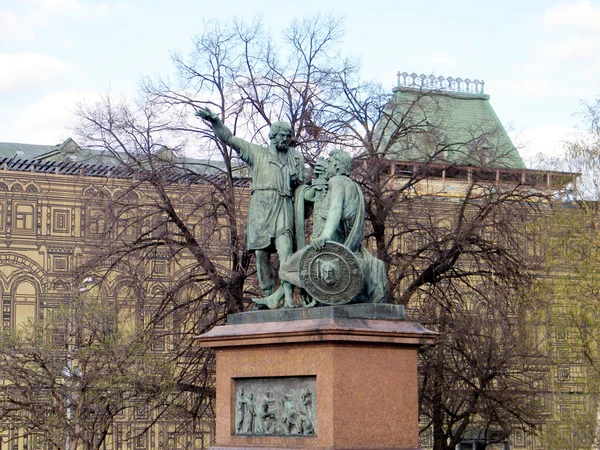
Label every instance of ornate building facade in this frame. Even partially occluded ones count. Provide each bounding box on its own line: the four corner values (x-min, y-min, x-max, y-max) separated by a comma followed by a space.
0, 73, 593, 450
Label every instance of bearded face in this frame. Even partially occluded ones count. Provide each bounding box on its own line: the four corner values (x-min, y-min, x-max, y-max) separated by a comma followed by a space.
321, 260, 338, 286
271, 129, 292, 151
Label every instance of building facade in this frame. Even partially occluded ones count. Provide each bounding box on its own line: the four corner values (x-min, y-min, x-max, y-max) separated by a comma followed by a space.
0, 73, 594, 450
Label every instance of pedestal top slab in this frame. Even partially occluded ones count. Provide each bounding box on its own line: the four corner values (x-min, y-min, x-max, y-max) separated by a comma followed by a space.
199, 304, 436, 348
228, 303, 405, 325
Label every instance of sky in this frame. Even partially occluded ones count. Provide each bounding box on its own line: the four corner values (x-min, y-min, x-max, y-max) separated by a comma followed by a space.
1, 0, 600, 165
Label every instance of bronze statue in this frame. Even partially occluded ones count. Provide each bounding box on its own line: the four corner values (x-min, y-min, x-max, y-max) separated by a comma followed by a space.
196, 109, 304, 308
196, 105, 385, 308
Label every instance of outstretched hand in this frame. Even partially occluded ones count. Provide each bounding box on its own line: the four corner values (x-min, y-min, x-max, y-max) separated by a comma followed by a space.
195, 107, 219, 123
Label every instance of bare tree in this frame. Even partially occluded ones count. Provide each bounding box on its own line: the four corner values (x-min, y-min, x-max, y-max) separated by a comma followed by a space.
72, 17, 358, 430
0, 289, 174, 450
74, 91, 246, 436
334, 78, 552, 447
69, 15, 555, 450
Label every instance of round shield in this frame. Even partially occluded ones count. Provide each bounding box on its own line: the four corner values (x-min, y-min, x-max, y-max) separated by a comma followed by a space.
298, 241, 363, 305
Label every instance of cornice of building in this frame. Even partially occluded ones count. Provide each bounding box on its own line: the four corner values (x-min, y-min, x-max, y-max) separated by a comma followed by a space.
367, 159, 578, 190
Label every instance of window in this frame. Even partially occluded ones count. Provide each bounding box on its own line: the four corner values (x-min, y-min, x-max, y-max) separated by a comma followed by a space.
14, 281, 37, 330
2, 295, 10, 330
151, 333, 166, 352
513, 429, 525, 447
116, 216, 137, 238
1, 282, 39, 331
0, 202, 5, 231
14, 204, 34, 231
135, 430, 147, 449
88, 208, 107, 235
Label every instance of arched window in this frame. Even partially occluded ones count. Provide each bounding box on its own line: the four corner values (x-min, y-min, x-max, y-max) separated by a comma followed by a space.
13, 281, 37, 330
115, 283, 142, 332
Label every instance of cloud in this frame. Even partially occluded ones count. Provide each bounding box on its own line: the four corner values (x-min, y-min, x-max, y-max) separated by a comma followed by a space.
492, 1, 600, 102
1, 1, 127, 47
543, 0, 600, 31
428, 53, 459, 67
25, 0, 123, 21
0, 52, 72, 92
490, 76, 572, 100
536, 1, 600, 66
534, 35, 598, 64
509, 124, 578, 163
0, 11, 36, 45
10, 91, 101, 145
25, 0, 84, 13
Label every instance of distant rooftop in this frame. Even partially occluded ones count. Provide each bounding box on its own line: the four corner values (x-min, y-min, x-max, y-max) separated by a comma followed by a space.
0, 139, 574, 191
0, 155, 250, 187
0, 138, 115, 165
0, 138, 248, 177
380, 72, 525, 170
0, 141, 69, 160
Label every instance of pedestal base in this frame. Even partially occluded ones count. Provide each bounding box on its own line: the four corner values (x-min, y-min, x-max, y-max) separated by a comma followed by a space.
199, 304, 435, 450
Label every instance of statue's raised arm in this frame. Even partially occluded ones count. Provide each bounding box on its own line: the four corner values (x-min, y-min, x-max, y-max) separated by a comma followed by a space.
195, 107, 239, 151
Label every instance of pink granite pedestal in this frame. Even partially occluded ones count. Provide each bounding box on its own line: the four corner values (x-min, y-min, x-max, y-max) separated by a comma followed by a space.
198, 305, 436, 450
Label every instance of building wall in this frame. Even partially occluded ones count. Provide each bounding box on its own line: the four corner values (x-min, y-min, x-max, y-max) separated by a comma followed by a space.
0, 163, 593, 450
0, 169, 221, 450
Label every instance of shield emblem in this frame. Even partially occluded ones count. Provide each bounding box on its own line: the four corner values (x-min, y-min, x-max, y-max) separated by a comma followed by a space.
298, 241, 363, 305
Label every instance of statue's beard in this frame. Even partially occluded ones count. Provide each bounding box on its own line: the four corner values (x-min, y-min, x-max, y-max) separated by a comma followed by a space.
323, 273, 337, 285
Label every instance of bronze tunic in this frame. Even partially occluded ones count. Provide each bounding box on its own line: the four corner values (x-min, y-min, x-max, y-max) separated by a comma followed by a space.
233, 138, 304, 250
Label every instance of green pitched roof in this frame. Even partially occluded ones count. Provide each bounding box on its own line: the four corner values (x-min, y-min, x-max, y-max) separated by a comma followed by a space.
0, 138, 247, 177
380, 85, 525, 170
0, 138, 102, 163
0, 142, 61, 160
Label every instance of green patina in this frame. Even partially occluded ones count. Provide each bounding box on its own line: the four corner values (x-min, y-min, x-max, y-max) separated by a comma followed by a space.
381, 87, 526, 170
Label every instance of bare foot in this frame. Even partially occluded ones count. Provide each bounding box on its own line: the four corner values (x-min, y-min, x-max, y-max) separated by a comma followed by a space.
252, 288, 284, 310
302, 294, 317, 307
283, 298, 297, 309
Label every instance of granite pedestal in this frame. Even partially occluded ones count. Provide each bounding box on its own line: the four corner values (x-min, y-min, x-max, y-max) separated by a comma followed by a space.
198, 304, 436, 450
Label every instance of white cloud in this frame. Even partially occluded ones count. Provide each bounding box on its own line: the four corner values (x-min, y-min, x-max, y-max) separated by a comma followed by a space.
492, 1, 600, 102
510, 124, 578, 163
535, 35, 598, 62
0, 11, 36, 44
25, 0, 85, 13
11, 91, 101, 145
25, 0, 125, 21
0, 52, 72, 92
428, 53, 459, 67
491, 77, 561, 99
543, 0, 600, 31
1, 1, 128, 47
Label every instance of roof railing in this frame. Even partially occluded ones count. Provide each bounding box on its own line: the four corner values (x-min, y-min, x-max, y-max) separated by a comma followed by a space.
397, 72, 485, 95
